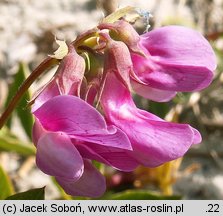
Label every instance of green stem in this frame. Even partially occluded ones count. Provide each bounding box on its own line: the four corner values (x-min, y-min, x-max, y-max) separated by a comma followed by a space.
0, 57, 59, 129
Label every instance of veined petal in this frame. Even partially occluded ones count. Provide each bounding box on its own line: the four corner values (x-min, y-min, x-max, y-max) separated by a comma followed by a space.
34, 95, 132, 150
131, 25, 216, 100
125, 118, 195, 166
101, 73, 201, 167
34, 95, 108, 133
75, 142, 139, 171
72, 126, 132, 150
133, 56, 214, 92
141, 26, 216, 71
36, 132, 84, 180
56, 160, 106, 198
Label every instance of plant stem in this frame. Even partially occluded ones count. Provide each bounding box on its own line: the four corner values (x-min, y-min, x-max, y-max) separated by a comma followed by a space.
0, 57, 59, 129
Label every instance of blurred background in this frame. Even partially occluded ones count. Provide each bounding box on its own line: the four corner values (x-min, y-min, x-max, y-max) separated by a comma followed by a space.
0, 0, 223, 199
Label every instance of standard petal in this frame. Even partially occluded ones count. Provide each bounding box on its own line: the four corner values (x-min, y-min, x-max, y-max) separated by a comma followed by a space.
34, 95, 132, 150
56, 160, 106, 198
36, 132, 84, 180
75, 142, 139, 171
131, 25, 216, 97
34, 95, 108, 134
141, 25, 216, 71
101, 73, 200, 167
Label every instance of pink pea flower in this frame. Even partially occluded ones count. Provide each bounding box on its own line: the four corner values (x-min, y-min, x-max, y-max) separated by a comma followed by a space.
30, 16, 216, 198
33, 96, 139, 197
101, 73, 201, 167
131, 25, 216, 102
32, 49, 138, 197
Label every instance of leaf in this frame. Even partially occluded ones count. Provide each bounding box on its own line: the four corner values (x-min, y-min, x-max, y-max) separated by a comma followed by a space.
4, 63, 33, 140
5, 187, 45, 200
0, 127, 36, 156
0, 136, 36, 156
104, 190, 181, 200
0, 165, 14, 200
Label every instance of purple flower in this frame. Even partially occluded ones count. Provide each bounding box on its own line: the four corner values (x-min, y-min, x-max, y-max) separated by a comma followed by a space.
101, 73, 201, 167
33, 95, 139, 197
131, 25, 216, 102
32, 48, 138, 197
30, 16, 216, 198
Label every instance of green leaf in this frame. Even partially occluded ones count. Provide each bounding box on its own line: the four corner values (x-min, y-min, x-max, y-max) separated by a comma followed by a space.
0, 136, 36, 155
104, 190, 181, 200
0, 127, 36, 156
5, 187, 45, 200
0, 165, 14, 200
4, 63, 33, 140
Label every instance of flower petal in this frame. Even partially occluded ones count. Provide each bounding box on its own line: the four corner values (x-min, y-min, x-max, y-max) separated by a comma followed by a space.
101, 73, 201, 167
31, 78, 60, 112
125, 119, 195, 166
135, 57, 214, 91
75, 141, 139, 171
191, 127, 202, 144
34, 95, 106, 134
56, 160, 106, 198
32, 119, 47, 146
34, 95, 132, 150
131, 25, 216, 98
36, 132, 84, 180
131, 79, 177, 102
141, 25, 216, 71
72, 126, 132, 151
